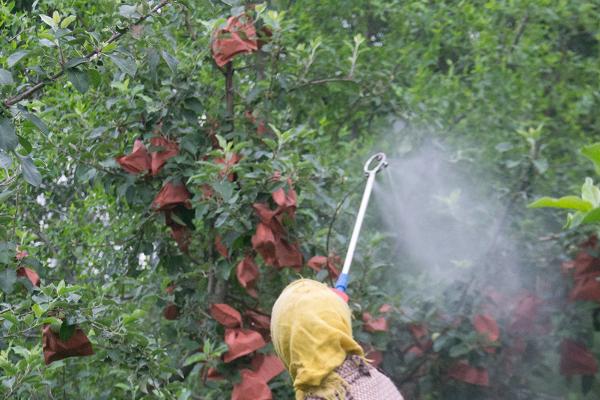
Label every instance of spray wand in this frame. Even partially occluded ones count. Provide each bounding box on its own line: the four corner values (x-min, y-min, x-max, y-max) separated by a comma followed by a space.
331, 152, 388, 301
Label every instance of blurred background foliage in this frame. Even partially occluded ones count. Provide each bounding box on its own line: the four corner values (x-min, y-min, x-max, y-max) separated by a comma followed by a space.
1, 0, 600, 399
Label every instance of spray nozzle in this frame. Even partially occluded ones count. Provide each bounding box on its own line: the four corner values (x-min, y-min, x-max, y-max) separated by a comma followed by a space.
364, 152, 388, 176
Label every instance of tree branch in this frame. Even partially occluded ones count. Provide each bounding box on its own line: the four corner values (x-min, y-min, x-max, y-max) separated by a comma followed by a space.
290, 77, 357, 91
2, 0, 172, 108
225, 62, 235, 126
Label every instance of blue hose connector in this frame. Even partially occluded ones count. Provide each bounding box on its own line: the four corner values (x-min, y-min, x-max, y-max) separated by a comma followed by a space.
335, 273, 350, 292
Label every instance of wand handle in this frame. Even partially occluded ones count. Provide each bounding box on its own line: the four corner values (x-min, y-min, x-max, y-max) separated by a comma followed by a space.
335, 153, 387, 293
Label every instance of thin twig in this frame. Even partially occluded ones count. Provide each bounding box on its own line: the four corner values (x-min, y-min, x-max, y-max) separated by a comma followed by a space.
325, 179, 364, 257
2, 0, 172, 108
511, 13, 529, 49
290, 77, 357, 91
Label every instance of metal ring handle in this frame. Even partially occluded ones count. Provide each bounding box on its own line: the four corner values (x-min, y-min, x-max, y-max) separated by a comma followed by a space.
363, 152, 388, 175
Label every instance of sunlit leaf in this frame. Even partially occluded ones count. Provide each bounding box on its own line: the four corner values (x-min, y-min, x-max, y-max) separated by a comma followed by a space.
183, 352, 206, 367
581, 178, 600, 208
60, 15, 76, 29
528, 196, 592, 212
40, 15, 57, 29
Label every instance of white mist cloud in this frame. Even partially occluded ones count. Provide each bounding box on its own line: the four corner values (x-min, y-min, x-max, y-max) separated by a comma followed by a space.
372, 143, 521, 291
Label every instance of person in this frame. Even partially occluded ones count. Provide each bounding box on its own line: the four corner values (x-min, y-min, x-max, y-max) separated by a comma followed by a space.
270, 279, 404, 400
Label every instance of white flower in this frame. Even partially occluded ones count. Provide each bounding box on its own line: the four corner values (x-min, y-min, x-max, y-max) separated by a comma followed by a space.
57, 174, 68, 185
36, 194, 46, 206
138, 253, 148, 268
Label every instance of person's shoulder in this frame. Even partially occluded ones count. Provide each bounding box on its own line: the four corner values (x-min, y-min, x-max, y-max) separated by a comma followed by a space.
343, 356, 405, 400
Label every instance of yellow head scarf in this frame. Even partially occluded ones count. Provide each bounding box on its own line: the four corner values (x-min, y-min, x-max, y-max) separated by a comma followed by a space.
270, 279, 364, 400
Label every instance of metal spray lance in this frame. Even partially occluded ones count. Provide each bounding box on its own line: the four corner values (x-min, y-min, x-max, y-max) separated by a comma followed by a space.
332, 152, 388, 300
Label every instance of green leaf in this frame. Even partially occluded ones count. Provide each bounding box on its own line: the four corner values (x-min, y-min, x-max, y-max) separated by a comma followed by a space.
0, 69, 14, 85
102, 42, 118, 54
183, 98, 202, 113
0, 190, 13, 203
161, 50, 179, 73
56, 279, 65, 295
88, 69, 102, 87
49, 320, 62, 334
262, 138, 277, 151
7, 50, 29, 68
449, 342, 470, 358
89, 126, 107, 139
432, 334, 450, 352
66, 68, 90, 93
115, 383, 130, 391
40, 14, 57, 28
581, 208, 600, 225
170, 213, 187, 227
60, 15, 76, 29
183, 352, 206, 367
215, 135, 227, 150
123, 309, 146, 325
42, 317, 63, 332
178, 389, 192, 400
214, 211, 229, 228
213, 180, 234, 201
22, 112, 50, 136
0, 242, 15, 264
17, 135, 32, 154
581, 143, 600, 174
18, 155, 42, 187
39, 38, 56, 47
0, 269, 17, 294
107, 54, 137, 77
202, 340, 212, 355
255, 3, 267, 13
63, 57, 88, 69
565, 212, 585, 229
0, 118, 18, 151
528, 196, 593, 212
219, 260, 234, 280
581, 178, 600, 208
32, 303, 45, 318
59, 323, 76, 341
119, 5, 141, 19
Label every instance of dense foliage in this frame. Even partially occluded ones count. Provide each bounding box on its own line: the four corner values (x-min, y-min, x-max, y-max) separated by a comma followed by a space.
1, 0, 600, 399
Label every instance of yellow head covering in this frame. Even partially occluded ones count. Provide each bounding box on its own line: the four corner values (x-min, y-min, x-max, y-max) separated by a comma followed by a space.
270, 279, 364, 400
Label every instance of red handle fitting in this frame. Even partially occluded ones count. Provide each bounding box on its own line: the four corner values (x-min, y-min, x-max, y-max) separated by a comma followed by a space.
330, 288, 349, 303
